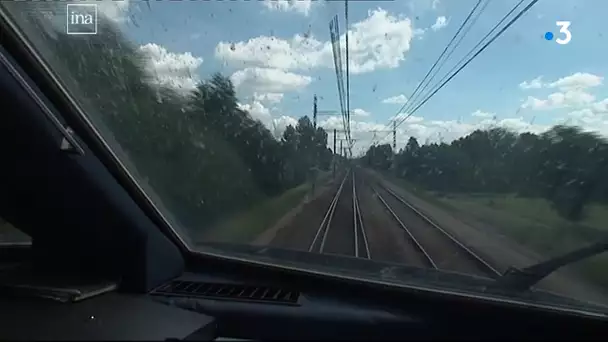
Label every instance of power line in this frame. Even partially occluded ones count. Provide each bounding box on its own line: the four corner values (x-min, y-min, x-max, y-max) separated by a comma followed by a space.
400, 0, 490, 117
328, 15, 350, 152
375, 0, 538, 145
368, 0, 484, 148
345, 0, 352, 157
411, 0, 527, 116
390, 0, 484, 127
393, 0, 539, 132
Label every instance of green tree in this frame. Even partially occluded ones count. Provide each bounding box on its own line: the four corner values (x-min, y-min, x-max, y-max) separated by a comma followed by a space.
366, 144, 393, 170
367, 124, 608, 221
5, 2, 334, 234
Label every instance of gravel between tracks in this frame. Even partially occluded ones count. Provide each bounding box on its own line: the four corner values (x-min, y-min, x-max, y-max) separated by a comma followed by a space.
267, 177, 341, 252
374, 184, 493, 277
355, 171, 430, 267
322, 173, 356, 257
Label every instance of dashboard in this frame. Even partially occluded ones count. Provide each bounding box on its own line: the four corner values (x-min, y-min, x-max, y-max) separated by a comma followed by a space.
0, 291, 216, 341
2, 267, 608, 341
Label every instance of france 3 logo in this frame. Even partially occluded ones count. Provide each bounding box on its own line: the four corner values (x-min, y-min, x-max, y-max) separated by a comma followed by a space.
544, 21, 571, 45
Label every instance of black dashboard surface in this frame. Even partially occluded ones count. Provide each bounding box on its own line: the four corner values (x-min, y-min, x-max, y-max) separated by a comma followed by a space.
153, 272, 421, 340
149, 271, 608, 340
0, 292, 216, 341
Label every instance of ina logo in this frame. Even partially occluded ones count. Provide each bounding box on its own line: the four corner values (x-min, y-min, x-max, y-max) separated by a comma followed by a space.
66, 4, 97, 35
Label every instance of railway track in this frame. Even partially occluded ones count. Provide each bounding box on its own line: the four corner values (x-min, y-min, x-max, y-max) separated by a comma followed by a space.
308, 169, 370, 259
372, 182, 501, 278
305, 169, 498, 276
352, 172, 371, 259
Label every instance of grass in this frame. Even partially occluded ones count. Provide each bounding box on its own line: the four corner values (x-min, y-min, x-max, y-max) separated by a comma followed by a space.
439, 195, 608, 252
438, 194, 608, 289
379, 174, 608, 289
376, 171, 458, 213
199, 171, 332, 244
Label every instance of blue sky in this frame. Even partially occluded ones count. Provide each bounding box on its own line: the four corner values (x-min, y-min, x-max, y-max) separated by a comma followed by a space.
96, 0, 608, 154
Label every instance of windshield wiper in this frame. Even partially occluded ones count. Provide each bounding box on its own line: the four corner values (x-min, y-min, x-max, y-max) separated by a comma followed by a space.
495, 239, 608, 291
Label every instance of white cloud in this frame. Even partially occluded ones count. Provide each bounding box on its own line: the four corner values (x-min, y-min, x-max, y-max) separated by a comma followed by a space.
318, 115, 427, 155
352, 108, 371, 117
215, 35, 325, 71
417, 121, 458, 142
519, 76, 543, 90
319, 116, 387, 133
521, 90, 595, 110
566, 109, 603, 124
344, 9, 416, 74
431, 16, 448, 31
330, 76, 608, 154
519, 73, 603, 91
471, 110, 494, 118
389, 113, 424, 123
262, 0, 313, 16
591, 98, 608, 113
549, 97, 608, 136
558, 90, 595, 105
405, 115, 425, 123
514, 73, 608, 138
273, 115, 298, 131
422, 120, 477, 143
519, 86, 608, 137
558, 109, 608, 135
215, 8, 416, 75
403, 117, 548, 146
382, 94, 408, 104
432, 0, 441, 10
496, 117, 547, 134
230, 67, 312, 93
548, 72, 603, 91
343, 113, 602, 156
519, 73, 602, 111
237, 102, 299, 138
413, 28, 427, 37
253, 92, 284, 104
138, 43, 203, 94
520, 96, 546, 110
238, 101, 271, 125
323, 114, 552, 156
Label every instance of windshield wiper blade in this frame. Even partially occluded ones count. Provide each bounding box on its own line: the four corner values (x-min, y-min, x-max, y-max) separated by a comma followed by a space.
495, 239, 608, 291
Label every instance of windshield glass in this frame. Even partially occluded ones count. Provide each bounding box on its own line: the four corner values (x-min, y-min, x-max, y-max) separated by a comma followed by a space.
3, 0, 608, 313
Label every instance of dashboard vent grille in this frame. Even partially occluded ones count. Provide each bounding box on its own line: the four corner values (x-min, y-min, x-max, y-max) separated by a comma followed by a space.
151, 280, 300, 305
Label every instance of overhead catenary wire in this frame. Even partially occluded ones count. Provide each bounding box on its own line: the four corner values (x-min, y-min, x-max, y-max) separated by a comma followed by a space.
367, 0, 485, 148
345, 0, 352, 158
408, 0, 527, 117
328, 15, 350, 153
388, 0, 485, 129
392, 0, 539, 132
399, 0, 491, 117
374, 0, 539, 145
